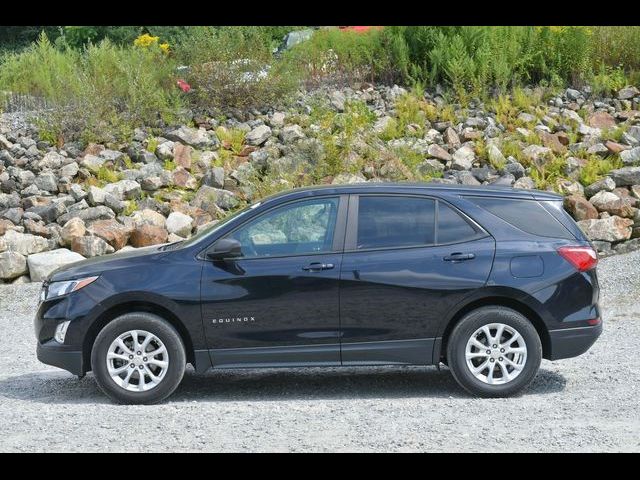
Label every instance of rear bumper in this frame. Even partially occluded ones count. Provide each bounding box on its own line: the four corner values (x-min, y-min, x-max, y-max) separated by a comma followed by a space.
37, 341, 84, 376
547, 323, 602, 361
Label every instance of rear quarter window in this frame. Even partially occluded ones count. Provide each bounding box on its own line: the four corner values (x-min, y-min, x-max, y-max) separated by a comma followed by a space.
467, 196, 575, 239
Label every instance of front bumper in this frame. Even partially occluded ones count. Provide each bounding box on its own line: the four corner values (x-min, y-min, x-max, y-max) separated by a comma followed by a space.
547, 323, 602, 361
37, 340, 84, 376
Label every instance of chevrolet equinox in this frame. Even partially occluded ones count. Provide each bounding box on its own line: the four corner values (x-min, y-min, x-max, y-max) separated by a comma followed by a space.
35, 183, 602, 404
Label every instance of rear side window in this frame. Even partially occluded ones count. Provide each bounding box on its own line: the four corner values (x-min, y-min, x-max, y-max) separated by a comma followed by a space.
357, 196, 435, 249
468, 196, 574, 239
437, 202, 480, 244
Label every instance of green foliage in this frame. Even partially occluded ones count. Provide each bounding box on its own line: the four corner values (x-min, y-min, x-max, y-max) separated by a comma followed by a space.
216, 126, 246, 155
283, 27, 393, 87
146, 137, 159, 153
123, 200, 138, 216
176, 26, 299, 111
163, 159, 177, 171
530, 156, 567, 190
0, 33, 183, 144
579, 156, 624, 186
590, 64, 628, 96
96, 165, 121, 183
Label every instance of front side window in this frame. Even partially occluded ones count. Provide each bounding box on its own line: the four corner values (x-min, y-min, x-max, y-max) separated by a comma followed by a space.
357, 196, 435, 249
227, 197, 339, 258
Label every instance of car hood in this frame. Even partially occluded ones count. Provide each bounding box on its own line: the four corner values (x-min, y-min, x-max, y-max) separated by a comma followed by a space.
48, 244, 167, 282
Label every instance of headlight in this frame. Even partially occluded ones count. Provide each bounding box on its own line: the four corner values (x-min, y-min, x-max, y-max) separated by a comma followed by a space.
44, 276, 99, 301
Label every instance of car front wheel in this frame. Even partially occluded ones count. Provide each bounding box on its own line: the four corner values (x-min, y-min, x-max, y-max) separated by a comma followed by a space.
447, 306, 542, 398
91, 312, 186, 405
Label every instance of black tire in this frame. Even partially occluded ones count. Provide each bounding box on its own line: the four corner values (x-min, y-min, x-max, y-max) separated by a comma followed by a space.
91, 312, 186, 405
446, 306, 542, 398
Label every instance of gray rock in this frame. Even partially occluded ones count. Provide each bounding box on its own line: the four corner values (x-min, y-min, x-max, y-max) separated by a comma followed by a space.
71, 235, 114, 258
329, 90, 346, 111
427, 144, 451, 162
2, 207, 23, 224
2, 229, 50, 256
418, 159, 445, 177
141, 176, 163, 191
104, 179, 141, 201
332, 173, 367, 184
88, 186, 106, 205
609, 167, 640, 186
488, 144, 506, 166
513, 176, 535, 189
60, 162, 79, 178
192, 186, 238, 214
521, 145, 551, 163
131, 209, 166, 229
57, 206, 115, 226
566, 88, 582, 100
620, 147, 640, 166
618, 86, 640, 100
577, 216, 633, 242
245, 125, 272, 146
27, 248, 85, 282
166, 212, 193, 237
81, 154, 105, 171
585, 176, 616, 198
451, 145, 475, 170
69, 184, 87, 201
517, 112, 537, 124
280, 125, 305, 143
38, 151, 65, 170
202, 167, 225, 189
166, 126, 216, 149
156, 141, 175, 161
0, 251, 27, 280
504, 161, 525, 179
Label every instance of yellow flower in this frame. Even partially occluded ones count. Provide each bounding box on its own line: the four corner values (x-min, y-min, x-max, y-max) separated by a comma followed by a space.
134, 33, 159, 48
160, 43, 170, 54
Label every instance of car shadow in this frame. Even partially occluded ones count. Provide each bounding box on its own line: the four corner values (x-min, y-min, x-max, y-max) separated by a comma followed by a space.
0, 365, 567, 405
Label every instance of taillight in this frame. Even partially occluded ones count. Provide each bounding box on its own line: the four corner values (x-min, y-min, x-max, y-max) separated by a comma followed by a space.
557, 246, 598, 272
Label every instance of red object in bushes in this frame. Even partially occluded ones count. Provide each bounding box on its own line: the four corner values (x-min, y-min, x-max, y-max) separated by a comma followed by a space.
177, 79, 191, 93
338, 26, 383, 33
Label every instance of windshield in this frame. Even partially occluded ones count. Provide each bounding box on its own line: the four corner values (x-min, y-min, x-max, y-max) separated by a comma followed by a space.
178, 201, 261, 248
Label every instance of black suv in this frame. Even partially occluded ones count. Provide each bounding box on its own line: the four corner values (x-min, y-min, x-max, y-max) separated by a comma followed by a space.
35, 183, 602, 404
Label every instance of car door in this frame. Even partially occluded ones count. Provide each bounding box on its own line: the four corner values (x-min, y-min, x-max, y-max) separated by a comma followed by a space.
339, 194, 495, 365
201, 195, 347, 367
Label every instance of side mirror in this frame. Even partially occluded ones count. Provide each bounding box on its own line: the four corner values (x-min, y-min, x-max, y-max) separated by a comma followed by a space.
206, 238, 242, 261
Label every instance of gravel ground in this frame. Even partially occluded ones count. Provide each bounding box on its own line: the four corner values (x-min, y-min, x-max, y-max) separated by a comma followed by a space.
0, 251, 639, 452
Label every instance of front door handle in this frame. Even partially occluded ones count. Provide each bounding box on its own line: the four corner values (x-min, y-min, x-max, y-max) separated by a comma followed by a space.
443, 253, 475, 262
302, 262, 335, 272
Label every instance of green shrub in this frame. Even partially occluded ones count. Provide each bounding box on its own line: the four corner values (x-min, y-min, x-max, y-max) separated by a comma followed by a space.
0, 33, 183, 144
579, 156, 624, 186
176, 26, 299, 111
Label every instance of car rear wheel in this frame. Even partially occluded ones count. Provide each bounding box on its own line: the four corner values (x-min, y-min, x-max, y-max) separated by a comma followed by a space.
447, 306, 542, 398
91, 312, 186, 405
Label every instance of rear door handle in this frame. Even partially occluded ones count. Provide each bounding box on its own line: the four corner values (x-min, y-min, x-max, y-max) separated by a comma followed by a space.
443, 253, 475, 262
302, 262, 335, 271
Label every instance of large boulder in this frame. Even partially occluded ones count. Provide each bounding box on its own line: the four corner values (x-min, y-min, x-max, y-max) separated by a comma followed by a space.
279, 125, 305, 143
166, 211, 193, 238
609, 167, 640, 186
245, 125, 272, 146
88, 219, 132, 250
27, 249, 85, 282
620, 147, 640, 166
131, 209, 166, 229
589, 191, 636, 218
129, 224, 168, 248
165, 126, 216, 149
577, 216, 633, 242
588, 111, 616, 129
192, 185, 239, 212
0, 251, 28, 280
71, 236, 114, 258
57, 206, 115, 225
451, 145, 475, 170
2, 230, 49, 256
60, 218, 86, 247
564, 195, 599, 221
